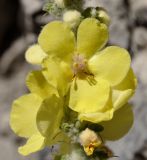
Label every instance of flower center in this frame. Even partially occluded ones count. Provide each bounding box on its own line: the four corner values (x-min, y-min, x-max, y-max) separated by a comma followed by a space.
72, 54, 88, 76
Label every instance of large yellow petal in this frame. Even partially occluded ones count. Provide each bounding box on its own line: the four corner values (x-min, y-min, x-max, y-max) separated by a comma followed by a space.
36, 95, 64, 144
18, 132, 46, 156
26, 71, 58, 99
77, 18, 108, 58
10, 94, 42, 138
42, 57, 72, 96
78, 98, 114, 123
69, 78, 110, 113
100, 103, 134, 140
88, 46, 131, 86
25, 44, 47, 65
38, 21, 75, 62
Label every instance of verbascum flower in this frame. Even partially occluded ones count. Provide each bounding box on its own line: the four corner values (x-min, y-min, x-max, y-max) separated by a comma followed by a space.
14, 18, 137, 156
26, 18, 137, 140
10, 71, 68, 155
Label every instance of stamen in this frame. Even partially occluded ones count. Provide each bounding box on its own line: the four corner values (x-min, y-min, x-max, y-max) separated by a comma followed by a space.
72, 54, 88, 76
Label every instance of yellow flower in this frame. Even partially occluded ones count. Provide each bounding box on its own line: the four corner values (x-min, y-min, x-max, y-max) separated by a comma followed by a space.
10, 71, 68, 155
25, 18, 137, 141
79, 128, 102, 156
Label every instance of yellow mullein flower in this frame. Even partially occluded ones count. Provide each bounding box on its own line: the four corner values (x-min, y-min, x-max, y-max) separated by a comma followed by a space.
10, 71, 68, 156
25, 18, 137, 140
79, 128, 102, 156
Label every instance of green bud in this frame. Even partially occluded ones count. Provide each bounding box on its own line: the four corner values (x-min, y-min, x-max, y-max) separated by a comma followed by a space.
75, 121, 81, 129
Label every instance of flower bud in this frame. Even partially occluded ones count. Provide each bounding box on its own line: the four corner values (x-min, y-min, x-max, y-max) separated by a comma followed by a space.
98, 9, 110, 26
79, 128, 102, 156
63, 10, 82, 28
54, 0, 65, 8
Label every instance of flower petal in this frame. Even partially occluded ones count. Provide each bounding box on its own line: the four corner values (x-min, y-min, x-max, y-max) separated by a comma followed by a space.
69, 78, 110, 113
100, 103, 134, 140
88, 46, 131, 86
36, 95, 64, 144
42, 57, 72, 96
38, 21, 75, 62
114, 68, 137, 90
78, 99, 114, 123
112, 89, 134, 111
112, 68, 137, 110
18, 132, 45, 156
10, 94, 42, 138
77, 18, 108, 58
25, 44, 47, 64
26, 71, 58, 99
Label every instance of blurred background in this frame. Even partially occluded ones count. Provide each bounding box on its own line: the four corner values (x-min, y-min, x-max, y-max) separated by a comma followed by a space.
0, 0, 147, 159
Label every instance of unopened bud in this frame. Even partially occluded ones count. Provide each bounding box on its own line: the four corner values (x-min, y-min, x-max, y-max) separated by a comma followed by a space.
54, 0, 65, 8
79, 128, 102, 156
98, 9, 110, 26
63, 10, 82, 28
